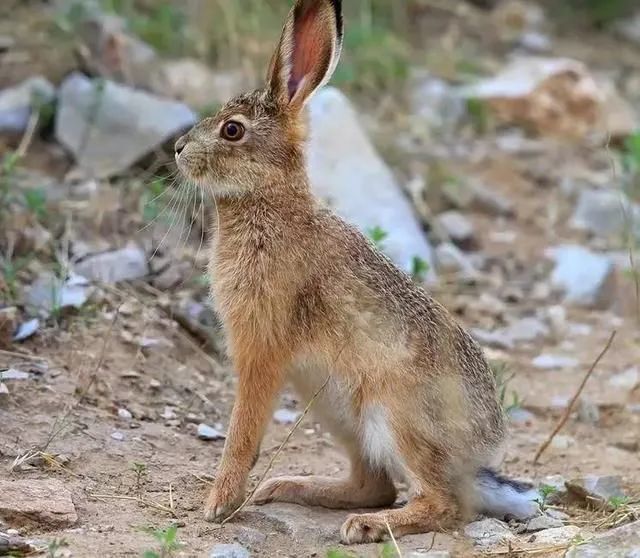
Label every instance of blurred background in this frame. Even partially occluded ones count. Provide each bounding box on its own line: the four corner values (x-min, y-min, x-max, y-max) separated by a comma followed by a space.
0, 1, 639, 557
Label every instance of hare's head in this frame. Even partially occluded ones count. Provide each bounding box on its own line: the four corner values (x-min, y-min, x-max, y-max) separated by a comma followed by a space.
175, 0, 343, 196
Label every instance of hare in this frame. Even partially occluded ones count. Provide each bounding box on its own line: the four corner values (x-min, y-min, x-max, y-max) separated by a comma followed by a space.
174, 0, 538, 544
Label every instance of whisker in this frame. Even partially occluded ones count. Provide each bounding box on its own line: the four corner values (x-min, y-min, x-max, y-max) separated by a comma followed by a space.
148, 181, 184, 262
137, 175, 182, 233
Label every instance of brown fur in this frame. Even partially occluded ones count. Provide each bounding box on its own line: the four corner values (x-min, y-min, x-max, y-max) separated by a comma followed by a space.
175, 0, 505, 544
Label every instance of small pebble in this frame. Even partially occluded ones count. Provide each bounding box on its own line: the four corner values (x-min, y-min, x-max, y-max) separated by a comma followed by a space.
149, 379, 161, 389
0, 383, 9, 395
161, 406, 177, 420
532, 354, 578, 370
273, 408, 301, 425
12, 318, 40, 341
117, 408, 132, 420
111, 431, 125, 441
209, 543, 250, 558
0, 368, 30, 380
197, 423, 225, 441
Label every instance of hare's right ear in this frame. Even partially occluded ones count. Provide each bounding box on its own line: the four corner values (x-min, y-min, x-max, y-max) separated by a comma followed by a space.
266, 0, 343, 112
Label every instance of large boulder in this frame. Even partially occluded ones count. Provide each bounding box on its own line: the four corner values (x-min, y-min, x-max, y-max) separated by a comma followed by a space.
307, 87, 435, 276
55, 72, 197, 178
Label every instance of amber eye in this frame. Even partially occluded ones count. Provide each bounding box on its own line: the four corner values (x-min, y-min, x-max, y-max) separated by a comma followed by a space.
221, 120, 245, 141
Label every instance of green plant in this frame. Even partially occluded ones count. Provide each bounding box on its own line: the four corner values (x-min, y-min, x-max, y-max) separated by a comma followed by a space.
23, 188, 48, 220
411, 256, 430, 282
536, 484, 558, 511
367, 225, 389, 249
326, 550, 358, 558
608, 495, 631, 509
47, 538, 69, 558
1, 257, 29, 302
142, 178, 170, 224
466, 98, 491, 135
622, 131, 640, 201
379, 542, 400, 558
141, 524, 183, 558
490, 360, 522, 413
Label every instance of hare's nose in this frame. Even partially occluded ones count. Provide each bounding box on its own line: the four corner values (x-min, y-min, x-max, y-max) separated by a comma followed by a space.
175, 135, 188, 155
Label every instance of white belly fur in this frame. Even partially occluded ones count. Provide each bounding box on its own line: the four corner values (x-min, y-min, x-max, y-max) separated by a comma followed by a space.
287, 353, 407, 480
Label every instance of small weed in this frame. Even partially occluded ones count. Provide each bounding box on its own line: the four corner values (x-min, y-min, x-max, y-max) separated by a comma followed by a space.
142, 178, 170, 224
141, 524, 183, 558
367, 225, 389, 249
132, 461, 148, 492
1, 256, 30, 302
622, 131, 640, 201
608, 495, 631, 509
47, 538, 69, 558
411, 256, 430, 282
466, 98, 491, 135
326, 550, 358, 558
379, 542, 400, 557
23, 188, 48, 220
536, 484, 558, 511
491, 361, 522, 412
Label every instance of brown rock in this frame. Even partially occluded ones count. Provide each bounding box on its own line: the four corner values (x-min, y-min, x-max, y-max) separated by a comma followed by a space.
0, 478, 78, 529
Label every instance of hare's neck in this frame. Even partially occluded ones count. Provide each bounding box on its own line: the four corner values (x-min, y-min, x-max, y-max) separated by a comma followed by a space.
210, 181, 314, 255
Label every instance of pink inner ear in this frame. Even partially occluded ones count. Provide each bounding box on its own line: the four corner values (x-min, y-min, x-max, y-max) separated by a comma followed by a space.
288, 5, 331, 99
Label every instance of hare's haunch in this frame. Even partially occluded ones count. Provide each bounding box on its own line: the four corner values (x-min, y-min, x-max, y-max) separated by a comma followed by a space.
175, 0, 538, 544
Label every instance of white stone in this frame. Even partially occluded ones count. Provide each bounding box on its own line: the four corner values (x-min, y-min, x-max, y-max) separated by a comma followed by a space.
307, 88, 435, 276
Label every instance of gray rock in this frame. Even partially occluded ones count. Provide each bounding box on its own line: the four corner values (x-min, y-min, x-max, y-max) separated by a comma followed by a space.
0, 369, 30, 381
473, 317, 549, 350
55, 73, 196, 178
246, 503, 344, 545
609, 367, 639, 390
532, 354, 578, 370
410, 71, 466, 134
273, 409, 300, 425
0, 478, 77, 528
209, 543, 250, 558
576, 398, 600, 425
408, 552, 451, 558
12, 319, 39, 342
566, 475, 625, 509
571, 189, 640, 238
159, 59, 246, 109
507, 407, 536, 425
25, 273, 91, 317
464, 518, 514, 547
532, 525, 581, 545
75, 245, 148, 284
435, 242, 478, 277
0, 77, 55, 135
197, 424, 225, 441
566, 520, 640, 557
546, 245, 615, 308
616, 11, 640, 45
307, 87, 435, 276
436, 210, 476, 249
524, 514, 564, 532
117, 408, 132, 420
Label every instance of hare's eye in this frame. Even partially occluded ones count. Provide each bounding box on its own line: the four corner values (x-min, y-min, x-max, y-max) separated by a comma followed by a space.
221, 120, 245, 141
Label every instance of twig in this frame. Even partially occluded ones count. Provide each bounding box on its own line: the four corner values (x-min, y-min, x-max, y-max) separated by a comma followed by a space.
0, 349, 48, 362
15, 111, 39, 159
384, 519, 403, 557
169, 483, 174, 513
220, 374, 332, 525
91, 493, 177, 517
533, 331, 616, 464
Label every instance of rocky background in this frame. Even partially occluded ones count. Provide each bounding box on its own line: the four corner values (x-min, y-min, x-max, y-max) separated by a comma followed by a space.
1, 0, 640, 557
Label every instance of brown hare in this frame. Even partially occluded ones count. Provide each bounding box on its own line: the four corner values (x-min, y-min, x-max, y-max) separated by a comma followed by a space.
174, 0, 538, 544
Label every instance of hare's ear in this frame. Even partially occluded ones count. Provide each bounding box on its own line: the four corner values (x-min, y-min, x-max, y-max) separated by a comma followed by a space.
267, 0, 343, 111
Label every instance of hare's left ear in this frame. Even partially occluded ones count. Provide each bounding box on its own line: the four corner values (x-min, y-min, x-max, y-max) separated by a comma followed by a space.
266, 0, 343, 111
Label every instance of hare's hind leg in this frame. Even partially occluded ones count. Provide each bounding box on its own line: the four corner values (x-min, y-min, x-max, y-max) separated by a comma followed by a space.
253, 450, 397, 509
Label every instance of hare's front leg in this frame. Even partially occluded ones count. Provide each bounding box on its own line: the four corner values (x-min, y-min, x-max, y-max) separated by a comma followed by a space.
204, 355, 284, 522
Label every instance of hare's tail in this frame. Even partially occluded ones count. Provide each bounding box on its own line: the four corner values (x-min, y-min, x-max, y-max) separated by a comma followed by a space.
474, 467, 540, 520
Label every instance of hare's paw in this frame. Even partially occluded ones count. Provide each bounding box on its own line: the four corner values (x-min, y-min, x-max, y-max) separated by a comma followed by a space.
253, 476, 300, 505
203, 479, 245, 523
340, 513, 388, 544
